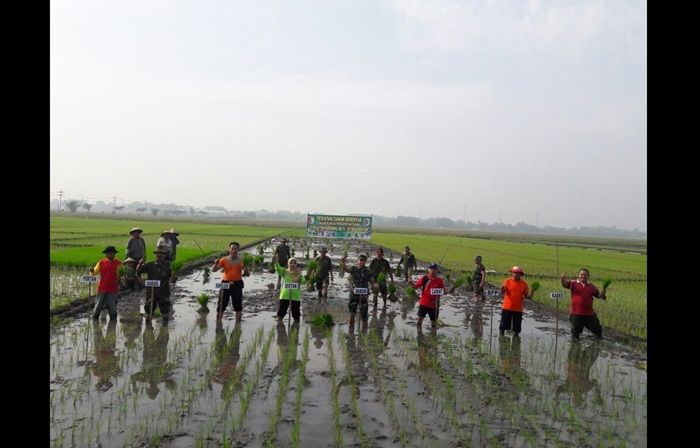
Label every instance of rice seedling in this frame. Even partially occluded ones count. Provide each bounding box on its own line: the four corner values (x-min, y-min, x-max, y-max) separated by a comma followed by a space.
338, 331, 370, 448
241, 253, 254, 270
326, 330, 344, 447
405, 285, 416, 297
264, 325, 298, 447
309, 313, 334, 327
602, 278, 612, 289
530, 281, 540, 296
387, 283, 397, 302
196, 293, 209, 312
291, 329, 310, 448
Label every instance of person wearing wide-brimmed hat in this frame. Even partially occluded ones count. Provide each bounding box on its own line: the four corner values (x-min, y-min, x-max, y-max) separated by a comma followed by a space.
396, 246, 417, 283
155, 229, 176, 262
498, 266, 533, 337
120, 257, 142, 292
137, 246, 174, 322
90, 246, 123, 321
125, 227, 146, 263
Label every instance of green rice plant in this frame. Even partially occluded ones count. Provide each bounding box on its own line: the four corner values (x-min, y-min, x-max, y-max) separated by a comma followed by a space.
405, 285, 416, 297
387, 283, 398, 302
602, 278, 612, 289
196, 293, 209, 312
395, 265, 403, 277
291, 330, 310, 448
376, 272, 386, 284
253, 254, 264, 267
241, 253, 254, 269
310, 313, 334, 327
530, 281, 540, 296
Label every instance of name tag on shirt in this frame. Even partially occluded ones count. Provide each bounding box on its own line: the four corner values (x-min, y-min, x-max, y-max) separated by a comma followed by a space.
286, 283, 299, 290
145, 280, 161, 287
353, 287, 368, 295
549, 292, 564, 299
430, 288, 444, 296
81, 275, 97, 283
216, 282, 230, 289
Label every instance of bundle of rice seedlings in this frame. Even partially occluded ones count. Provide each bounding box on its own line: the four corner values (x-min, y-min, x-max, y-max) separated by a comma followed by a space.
306, 260, 318, 291
405, 286, 416, 297
196, 293, 209, 312
449, 273, 471, 293
253, 255, 264, 267
310, 313, 334, 327
530, 281, 540, 295
376, 272, 386, 284
388, 283, 397, 302
601, 278, 612, 289
242, 253, 254, 269
395, 265, 403, 277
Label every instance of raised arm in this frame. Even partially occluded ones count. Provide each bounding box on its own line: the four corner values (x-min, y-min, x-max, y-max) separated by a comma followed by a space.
212, 258, 222, 272
560, 274, 571, 288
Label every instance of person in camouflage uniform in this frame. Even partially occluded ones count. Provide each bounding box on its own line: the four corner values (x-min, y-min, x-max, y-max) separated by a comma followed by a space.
314, 246, 334, 301
136, 246, 173, 323
273, 238, 291, 290
369, 248, 394, 309
340, 254, 374, 330
396, 245, 417, 282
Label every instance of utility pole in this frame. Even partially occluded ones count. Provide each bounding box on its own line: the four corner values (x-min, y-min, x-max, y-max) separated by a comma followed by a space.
58, 189, 63, 212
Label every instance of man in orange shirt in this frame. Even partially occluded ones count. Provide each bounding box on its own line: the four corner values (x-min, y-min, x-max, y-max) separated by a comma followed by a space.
499, 266, 532, 337
212, 241, 250, 322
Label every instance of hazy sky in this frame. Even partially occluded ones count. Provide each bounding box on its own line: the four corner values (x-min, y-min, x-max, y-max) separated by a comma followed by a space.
50, 0, 647, 231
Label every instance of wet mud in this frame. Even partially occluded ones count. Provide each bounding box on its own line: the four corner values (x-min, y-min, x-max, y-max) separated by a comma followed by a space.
50, 238, 646, 447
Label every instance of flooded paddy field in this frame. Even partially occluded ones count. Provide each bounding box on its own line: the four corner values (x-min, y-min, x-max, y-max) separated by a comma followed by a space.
50, 238, 646, 447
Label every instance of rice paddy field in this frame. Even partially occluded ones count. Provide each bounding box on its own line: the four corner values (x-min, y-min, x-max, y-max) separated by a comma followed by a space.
50, 216, 646, 447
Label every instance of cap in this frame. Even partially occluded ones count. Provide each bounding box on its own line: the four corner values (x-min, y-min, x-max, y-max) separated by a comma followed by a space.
510, 266, 524, 274
358, 254, 368, 261
102, 246, 118, 254
428, 263, 440, 270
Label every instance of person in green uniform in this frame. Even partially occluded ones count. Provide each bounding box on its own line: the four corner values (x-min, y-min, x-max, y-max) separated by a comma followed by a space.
274, 257, 306, 322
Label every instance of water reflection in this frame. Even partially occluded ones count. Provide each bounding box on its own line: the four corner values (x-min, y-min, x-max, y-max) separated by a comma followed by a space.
90, 320, 121, 391
131, 324, 176, 399
498, 335, 527, 383
210, 321, 242, 399
556, 342, 602, 407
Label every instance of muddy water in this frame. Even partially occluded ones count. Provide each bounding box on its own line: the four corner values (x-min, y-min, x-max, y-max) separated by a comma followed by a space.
50, 238, 646, 447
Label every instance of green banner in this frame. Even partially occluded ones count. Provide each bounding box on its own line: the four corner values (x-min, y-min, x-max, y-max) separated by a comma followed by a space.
306, 214, 372, 240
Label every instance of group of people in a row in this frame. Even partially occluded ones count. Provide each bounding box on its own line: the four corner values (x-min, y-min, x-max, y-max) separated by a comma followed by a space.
90, 232, 609, 340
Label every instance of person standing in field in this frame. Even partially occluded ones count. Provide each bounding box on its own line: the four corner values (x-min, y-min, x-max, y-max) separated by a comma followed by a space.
340, 254, 373, 330
409, 263, 445, 330
156, 230, 174, 262
125, 227, 146, 263
274, 257, 305, 322
561, 268, 608, 340
90, 246, 122, 322
136, 246, 174, 323
472, 255, 487, 301
499, 266, 533, 336
273, 238, 291, 290
212, 241, 250, 322
167, 228, 180, 262
314, 246, 334, 302
396, 246, 417, 282
369, 248, 394, 309
120, 257, 142, 292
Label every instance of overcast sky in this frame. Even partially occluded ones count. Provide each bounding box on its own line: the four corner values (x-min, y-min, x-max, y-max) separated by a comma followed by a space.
50, 0, 646, 231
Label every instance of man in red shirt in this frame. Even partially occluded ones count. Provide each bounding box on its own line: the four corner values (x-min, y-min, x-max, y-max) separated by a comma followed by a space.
499, 266, 532, 337
410, 263, 445, 330
561, 268, 608, 340
90, 246, 122, 321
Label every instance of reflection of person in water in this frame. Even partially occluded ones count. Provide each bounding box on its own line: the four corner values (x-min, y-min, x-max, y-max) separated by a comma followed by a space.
90, 320, 122, 391
210, 321, 242, 399
274, 321, 300, 374
337, 329, 368, 398
415, 327, 438, 370
556, 342, 602, 407
120, 315, 143, 350
465, 301, 484, 344
131, 324, 176, 399
497, 334, 526, 382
